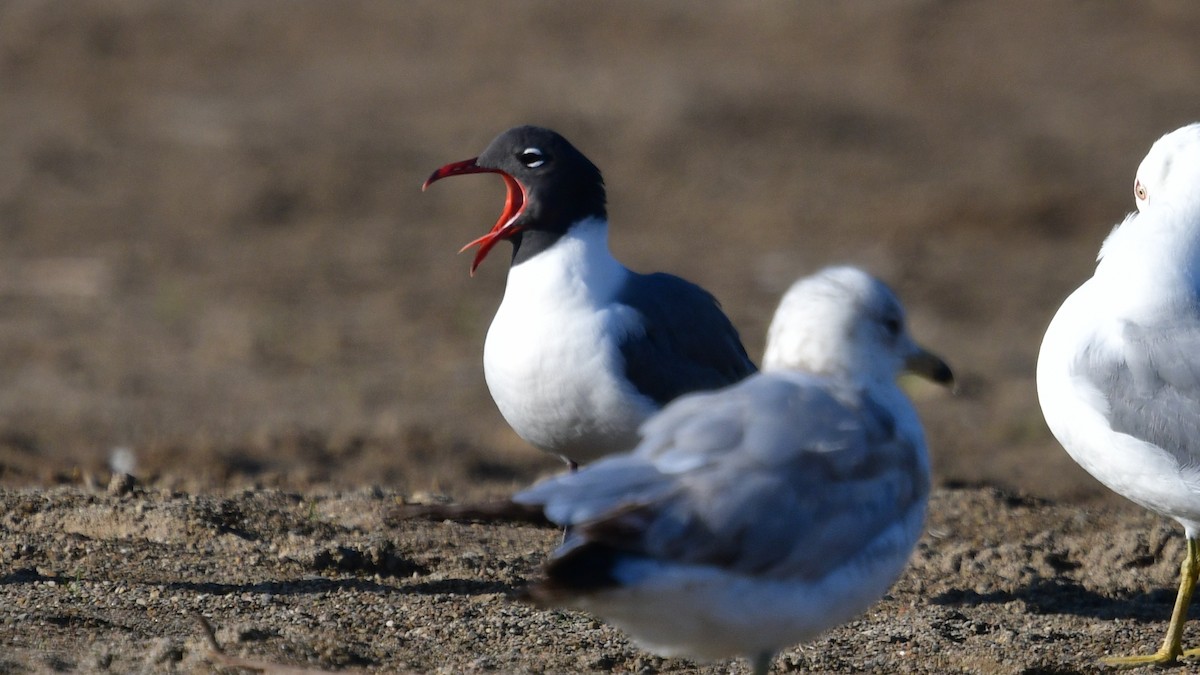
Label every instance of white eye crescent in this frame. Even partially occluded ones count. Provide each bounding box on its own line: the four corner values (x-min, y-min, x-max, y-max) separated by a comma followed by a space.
518, 147, 545, 168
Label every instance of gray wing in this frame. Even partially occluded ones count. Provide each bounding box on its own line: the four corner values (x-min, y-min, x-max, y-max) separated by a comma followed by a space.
614, 272, 756, 406
1081, 318, 1200, 467
516, 374, 929, 581
514, 453, 678, 526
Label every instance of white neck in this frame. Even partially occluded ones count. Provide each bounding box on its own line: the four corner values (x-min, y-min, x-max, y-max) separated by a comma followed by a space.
1094, 208, 1200, 320
502, 217, 628, 306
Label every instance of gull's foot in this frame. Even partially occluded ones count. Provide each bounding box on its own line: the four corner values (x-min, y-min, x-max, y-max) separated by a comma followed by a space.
1101, 649, 1179, 669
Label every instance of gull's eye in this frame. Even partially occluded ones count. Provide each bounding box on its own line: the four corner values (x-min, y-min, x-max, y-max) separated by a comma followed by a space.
883, 316, 903, 339
518, 147, 545, 168
1135, 179, 1148, 201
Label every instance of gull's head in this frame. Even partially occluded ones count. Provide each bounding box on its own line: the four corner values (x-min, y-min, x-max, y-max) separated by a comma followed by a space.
763, 266, 954, 387
424, 125, 607, 275
1134, 123, 1200, 212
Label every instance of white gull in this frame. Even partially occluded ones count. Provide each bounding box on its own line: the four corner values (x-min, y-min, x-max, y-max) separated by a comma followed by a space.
516, 266, 953, 674
1038, 122, 1200, 667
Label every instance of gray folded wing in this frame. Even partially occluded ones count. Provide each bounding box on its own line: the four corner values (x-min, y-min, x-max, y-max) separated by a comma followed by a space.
515, 373, 929, 581
614, 272, 757, 406
1081, 317, 1200, 467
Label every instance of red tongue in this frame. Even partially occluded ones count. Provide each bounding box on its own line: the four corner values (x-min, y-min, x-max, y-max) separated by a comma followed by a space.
455, 172, 526, 275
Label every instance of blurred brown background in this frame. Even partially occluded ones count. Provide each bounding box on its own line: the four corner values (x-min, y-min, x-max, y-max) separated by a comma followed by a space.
0, 1, 1196, 505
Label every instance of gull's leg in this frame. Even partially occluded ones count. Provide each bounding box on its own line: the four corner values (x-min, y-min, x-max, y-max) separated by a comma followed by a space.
1182, 535, 1200, 660
749, 651, 774, 675
1104, 536, 1199, 667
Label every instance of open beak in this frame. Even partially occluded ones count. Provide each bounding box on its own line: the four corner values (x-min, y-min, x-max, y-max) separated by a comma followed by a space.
423, 158, 527, 276
905, 346, 955, 389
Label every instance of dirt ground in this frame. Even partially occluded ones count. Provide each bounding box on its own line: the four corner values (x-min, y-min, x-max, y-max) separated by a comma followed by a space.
3, 1, 1200, 672
1, 483, 1197, 674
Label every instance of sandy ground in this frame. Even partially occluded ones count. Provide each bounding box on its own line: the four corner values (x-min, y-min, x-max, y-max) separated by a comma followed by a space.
4, 1, 1200, 672
3, 483, 1197, 674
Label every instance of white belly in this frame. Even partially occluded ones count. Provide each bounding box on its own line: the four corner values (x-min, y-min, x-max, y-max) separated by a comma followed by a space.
1037, 287, 1200, 532
484, 300, 655, 463
481, 221, 658, 463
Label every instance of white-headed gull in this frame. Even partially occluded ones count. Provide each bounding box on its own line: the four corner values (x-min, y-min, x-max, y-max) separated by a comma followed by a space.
515, 266, 953, 674
1038, 122, 1200, 667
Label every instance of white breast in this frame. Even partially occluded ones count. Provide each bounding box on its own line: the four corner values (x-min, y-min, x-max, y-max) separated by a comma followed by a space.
1037, 280, 1200, 531
483, 219, 658, 463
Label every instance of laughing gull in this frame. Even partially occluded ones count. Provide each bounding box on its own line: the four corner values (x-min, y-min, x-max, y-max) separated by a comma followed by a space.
424, 126, 756, 467
1038, 123, 1200, 667
515, 266, 953, 674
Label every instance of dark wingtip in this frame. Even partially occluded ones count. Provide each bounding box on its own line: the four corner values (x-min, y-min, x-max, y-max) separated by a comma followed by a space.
539, 541, 624, 594
516, 554, 618, 608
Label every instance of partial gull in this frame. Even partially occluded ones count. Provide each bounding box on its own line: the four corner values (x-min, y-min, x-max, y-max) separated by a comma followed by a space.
516, 266, 953, 674
1038, 122, 1200, 667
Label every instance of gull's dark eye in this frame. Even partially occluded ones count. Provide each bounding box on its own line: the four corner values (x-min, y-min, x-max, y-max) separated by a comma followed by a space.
518, 147, 545, 168
883, 316, 903, 338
